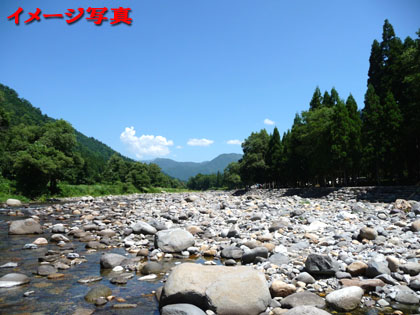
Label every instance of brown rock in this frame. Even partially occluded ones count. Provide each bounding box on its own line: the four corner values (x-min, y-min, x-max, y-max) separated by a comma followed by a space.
411, 220, 420, 232
346, 261, 368, 276
340, 278, 385, 291
47, 273, 65, 280
270, 280, 296, 298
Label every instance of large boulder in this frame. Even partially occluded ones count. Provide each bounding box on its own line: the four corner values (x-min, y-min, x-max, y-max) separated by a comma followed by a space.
155, 229, 195, 253
131, 221, 157, 235
326, 286, 363, 311
100, 253, 127, 269
305, 254, 338, 276
160, 263, 271, 315
0, 273, 30, 288
161, 304, 206, 315
9, 218, 42, 235
6, 199, 22, 206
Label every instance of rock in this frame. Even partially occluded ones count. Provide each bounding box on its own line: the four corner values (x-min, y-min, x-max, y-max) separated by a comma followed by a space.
84, 285, 112, 303
9, 218, 42, 234
138, 274, 157, 281
161, 303, 206, 315
185, 195, 199, 202
33, 237, 48, 245
73, 309, 94, 315
340, 278, 385, 291
112, 304, 137, 309
241, 247, 268, 264
95, 297, 107, 306
23, 243, 38, 250
100, 253, 126, 269
280, 292, 326, 309
366, 260, 390, 278
394, 285, 420, 304
221, 246, 243, 259
37, 265, 57, 276
47, 273, 65, 280
160, 263, 270, 315
411, 220, 420, 232
283, 306, 331, 315
0, 273, 30, 288
98, 229, 116, 237
6, 199, 22, 206
305, 254, 337, 276
394, 199, 411, 211
269, 253, 290, 266
270, 280, 296, 297
346, 261, 368, 276
141, 262, 164, 275
155, 229, 195, 253
294, 272, 315, 284
0, 262, 18, 268
400, 262, 420, 276
326, 286, 364, 311
131, 221, 157, 235
52, 224, 65, 233
78, 276, 103, 284
386, 256, 400, 272
110, 275, 128, 284
358, 227, 377, 240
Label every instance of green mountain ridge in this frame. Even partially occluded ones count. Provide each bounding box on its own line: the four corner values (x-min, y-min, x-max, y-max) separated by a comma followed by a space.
148, 153, 243, 181
0, 83, 131, 183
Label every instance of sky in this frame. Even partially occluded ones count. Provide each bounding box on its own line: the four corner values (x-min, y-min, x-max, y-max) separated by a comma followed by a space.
0, 0, 419, 162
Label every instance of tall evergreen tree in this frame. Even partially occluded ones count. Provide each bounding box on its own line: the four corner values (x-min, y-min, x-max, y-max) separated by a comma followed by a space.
345, 94, 362, 181
309, 87, 323, 111
266, 127, 282, 186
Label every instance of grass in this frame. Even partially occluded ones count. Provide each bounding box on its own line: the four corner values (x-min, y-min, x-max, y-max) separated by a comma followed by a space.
0, 178, 196, 203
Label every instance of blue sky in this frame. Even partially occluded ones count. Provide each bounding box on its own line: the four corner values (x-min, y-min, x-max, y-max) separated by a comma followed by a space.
1, 0, 419, 162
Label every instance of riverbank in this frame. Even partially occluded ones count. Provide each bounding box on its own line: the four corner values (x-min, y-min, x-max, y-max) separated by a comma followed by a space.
1, 189, 420, 314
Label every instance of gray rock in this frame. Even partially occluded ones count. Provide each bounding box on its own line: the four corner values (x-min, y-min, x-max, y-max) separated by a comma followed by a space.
241, 247, 268, 264
0, 262, 18, 268
280, 292, 326, 309
283, 306, 331, 315
326, 286, 363, 311
161, 304, 206, 315
85, 285, 112, 303
155, 229, 195, 253
9, 218, 42, 235
100, 253, 126, 269
37, 264, 57, 276
52, 224, 65, 233
0, 273, 30, 288
269, 253, 290, 266
400, 262, 420, 276
394, 285, 420, 304
160, 263, 270, 315
221, 246, 243, 259
294, 272, 315, 284
305, 254, 337, 276
131, 221, 157, 235
366, 260, 391, 278
141, 262, 164, 275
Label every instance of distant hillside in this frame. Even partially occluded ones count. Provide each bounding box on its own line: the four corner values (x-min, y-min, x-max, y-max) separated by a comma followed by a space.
150, 153, 242, 181
0, 83, 130, 181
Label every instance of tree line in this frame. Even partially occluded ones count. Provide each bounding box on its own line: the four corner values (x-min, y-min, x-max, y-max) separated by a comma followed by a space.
189, 20, 420, 189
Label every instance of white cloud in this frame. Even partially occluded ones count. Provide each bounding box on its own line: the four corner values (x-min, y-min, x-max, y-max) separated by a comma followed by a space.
176, 145, 182, 149
187, 138, 214, 147
120, 126, 173, 159
227, 139, 242, 145
264, 118, 275, 125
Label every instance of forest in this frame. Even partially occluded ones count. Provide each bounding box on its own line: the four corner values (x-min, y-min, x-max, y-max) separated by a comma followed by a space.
0, 85, 182, 199
188, 20, 420, 190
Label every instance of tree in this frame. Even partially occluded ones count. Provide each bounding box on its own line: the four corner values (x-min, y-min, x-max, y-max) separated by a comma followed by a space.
126, 162, 151, 189
223, 162, 242, 189
309, 87, 323, 111
265, 127, 282, 186
345, 94, 362, 181
239, 129, 270, 186
362, 84, 384, 183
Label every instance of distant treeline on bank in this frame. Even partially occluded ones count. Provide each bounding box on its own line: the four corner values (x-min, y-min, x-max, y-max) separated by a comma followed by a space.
187, 20, 420, 190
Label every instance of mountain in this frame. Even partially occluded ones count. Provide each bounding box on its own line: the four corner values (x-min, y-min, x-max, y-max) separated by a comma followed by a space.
0, 83, 130, 182
149, 153, 243, 181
